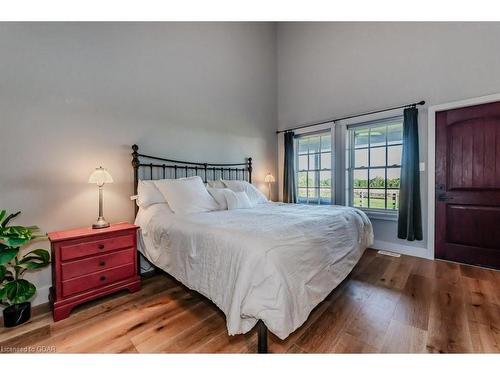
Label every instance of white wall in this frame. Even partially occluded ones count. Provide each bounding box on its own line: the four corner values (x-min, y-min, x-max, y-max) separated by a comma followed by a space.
0, 22, 277, 305
277, 22, 500, 257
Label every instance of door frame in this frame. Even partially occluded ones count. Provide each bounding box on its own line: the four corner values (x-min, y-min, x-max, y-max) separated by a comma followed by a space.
427, 92, 500, 259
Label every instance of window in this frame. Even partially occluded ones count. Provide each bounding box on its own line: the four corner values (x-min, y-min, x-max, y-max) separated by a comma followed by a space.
295, 131, 332, 204
347, 116, 403, 212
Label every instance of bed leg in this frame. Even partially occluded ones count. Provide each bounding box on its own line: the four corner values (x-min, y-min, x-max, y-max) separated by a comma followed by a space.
257, 320, 268, 354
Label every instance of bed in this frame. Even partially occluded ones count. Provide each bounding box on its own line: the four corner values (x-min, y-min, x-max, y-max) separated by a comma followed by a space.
131, 145, 373, 353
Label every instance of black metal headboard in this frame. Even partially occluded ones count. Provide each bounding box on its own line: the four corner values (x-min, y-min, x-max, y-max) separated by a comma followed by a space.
131, 144, 252, 214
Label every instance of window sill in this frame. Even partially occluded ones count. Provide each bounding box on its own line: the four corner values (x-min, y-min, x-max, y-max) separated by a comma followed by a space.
357, 208, 399, 221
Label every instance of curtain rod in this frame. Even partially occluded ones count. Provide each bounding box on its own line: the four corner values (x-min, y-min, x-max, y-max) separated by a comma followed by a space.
276, 100, 425, 134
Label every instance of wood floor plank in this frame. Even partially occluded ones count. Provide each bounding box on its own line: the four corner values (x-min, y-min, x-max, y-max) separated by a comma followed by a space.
293, 287, 366, 352
434, 261, 463, 295
459, 264, 496, 282
286, 344, 308, 353
381, 319, 427, 353
411, 257, 436, 279
426, 288, 472, 353
131, 300, 219, 353
462, 276, 500, 306
377, 255, 415, 290
159, 311, 227, 353
352, 255, 392, 285
363, 285, 401, 312
192, 328, 256, 353
435, 260, 461, 284
463, 275, 500, 327
468, 318, 500, 353
465, 300, 500, 328
392, 274, 433, 331
344, 302, 393, 350
268, 294, 331, 353
331, 332, 378, 353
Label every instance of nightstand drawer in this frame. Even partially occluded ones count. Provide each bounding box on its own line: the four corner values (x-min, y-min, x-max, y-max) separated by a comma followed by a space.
61, 247, 136, 280
60, 233, 135, 261
61, 262, 136, 297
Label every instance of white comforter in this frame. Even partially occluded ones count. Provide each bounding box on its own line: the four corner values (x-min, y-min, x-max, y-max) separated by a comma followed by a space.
136, 202, 373, 339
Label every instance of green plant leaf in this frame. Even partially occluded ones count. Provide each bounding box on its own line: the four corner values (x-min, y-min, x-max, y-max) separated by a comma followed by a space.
3, 269, 13, 282
0, 210, 5, 224
3, 279, 36, 304
18, 261, 49, 270
0, 211, 21, 227
23, 249, 50, 263
0, 226, 33, 247
0, 286, 7, 306
0, 265, 5, 282
0, 247, 18, 265
18, 249, 50, 270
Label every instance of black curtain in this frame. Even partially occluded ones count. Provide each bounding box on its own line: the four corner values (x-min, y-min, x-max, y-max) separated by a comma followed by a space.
398, 107, 423, 241
283, 131, 296, 203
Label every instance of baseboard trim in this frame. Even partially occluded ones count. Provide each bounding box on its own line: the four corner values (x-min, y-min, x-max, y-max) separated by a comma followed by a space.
371, 240, 432, 260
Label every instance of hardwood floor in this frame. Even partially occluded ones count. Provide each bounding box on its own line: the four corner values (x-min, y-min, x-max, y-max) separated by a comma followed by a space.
1, 249, 499, 353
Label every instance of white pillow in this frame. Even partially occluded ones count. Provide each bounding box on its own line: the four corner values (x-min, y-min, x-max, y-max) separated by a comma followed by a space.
206, 187, 231, 210
207, 179, 225, 189
154, 176, 219, 214
223, 190, 253, 210
222, 180, 268, 205
137, 180, 167, 208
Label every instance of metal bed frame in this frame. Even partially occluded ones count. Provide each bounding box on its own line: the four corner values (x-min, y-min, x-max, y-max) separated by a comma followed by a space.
131, 144, 268, 353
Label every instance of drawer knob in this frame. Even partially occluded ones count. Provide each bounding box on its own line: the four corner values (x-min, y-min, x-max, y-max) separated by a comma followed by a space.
98, 244, 105, 250
99, 260, 106, 267
100, 276, 107, 281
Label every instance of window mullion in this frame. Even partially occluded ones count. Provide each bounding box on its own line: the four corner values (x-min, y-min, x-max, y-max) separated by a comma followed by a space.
306, 149, 310, 204
317, 152, 321, 204
385, 124, 388, 209
367, 128, 371, 208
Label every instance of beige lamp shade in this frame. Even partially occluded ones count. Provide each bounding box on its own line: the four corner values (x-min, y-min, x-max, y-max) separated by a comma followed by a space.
264, 173, 275, 183
88, 166, 113, 186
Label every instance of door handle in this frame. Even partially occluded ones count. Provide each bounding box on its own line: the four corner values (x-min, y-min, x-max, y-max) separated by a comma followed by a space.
438, 193, 453, 202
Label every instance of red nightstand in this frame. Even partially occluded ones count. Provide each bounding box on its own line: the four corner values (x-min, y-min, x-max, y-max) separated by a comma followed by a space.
48, 223, 141, 321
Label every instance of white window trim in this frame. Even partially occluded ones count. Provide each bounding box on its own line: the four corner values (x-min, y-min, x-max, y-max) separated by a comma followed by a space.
345, 115, 403, 220
294, 128, 334, 205
360, 208, 398, 221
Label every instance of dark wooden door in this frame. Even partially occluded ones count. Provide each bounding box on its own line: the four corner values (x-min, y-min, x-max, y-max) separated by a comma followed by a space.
435, 101, 500, 270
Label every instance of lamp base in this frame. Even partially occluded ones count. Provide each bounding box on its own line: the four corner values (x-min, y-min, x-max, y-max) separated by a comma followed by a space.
92, 217, 110, 229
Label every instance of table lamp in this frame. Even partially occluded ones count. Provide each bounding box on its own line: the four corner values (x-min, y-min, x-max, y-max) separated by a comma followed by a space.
264, 173, 275, 201
88, 166, 113, 229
